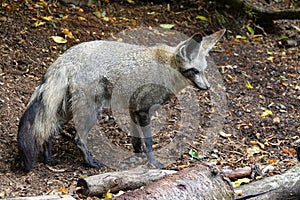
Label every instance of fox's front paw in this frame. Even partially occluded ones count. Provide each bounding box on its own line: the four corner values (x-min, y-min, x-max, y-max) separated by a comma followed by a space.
149, 159, 164, 169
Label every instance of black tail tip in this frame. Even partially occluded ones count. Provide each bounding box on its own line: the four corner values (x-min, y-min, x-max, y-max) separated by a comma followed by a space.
17, 100, 41, 171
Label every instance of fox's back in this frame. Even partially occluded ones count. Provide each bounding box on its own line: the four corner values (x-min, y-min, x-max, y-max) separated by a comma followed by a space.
55, 41, 161, 83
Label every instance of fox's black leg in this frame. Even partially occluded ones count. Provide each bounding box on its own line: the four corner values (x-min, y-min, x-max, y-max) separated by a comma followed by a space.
132, 111, 164, 168
131, 121, 143, 153
141, 125, 164, 168
44, 138, 56, 166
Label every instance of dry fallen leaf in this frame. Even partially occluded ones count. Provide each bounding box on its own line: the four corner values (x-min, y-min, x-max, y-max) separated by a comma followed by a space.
267, 56, 275, 62
50, 36, 67, 44
63, 28, 75, 39
78, 16, 87, 21
232, 178, 251, 187
273, 116, 280, 123
57, 187, 67, 195
41, 16, 53, 21
104, 190, 113, 198
250, 140, 265, 149
219, 131, 232, 138
34, 20, 46, 27
234, 189, 243, 196
282, 148, 295, 155
267, 159, 279, 165
247, 145, 262, 156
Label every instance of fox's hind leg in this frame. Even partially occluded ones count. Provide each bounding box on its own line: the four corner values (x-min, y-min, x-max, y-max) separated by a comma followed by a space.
72, 96, 102, 168
43, 137, 56, 166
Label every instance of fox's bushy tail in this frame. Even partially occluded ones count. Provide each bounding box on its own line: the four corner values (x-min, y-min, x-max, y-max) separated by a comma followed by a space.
18, 62, 70, 171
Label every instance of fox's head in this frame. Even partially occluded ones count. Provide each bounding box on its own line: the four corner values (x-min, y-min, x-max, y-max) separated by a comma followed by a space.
175, 29, 225, 89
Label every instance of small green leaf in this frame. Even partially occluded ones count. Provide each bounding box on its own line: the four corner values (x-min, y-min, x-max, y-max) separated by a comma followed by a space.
246, 25, 255, 35
159, 24, 175, 29
196, 15, 209, 22
280, 35, 289, 39
189, 149, 200, 159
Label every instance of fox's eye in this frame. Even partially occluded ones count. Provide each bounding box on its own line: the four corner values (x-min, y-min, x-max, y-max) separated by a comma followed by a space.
182, 68, 200, 76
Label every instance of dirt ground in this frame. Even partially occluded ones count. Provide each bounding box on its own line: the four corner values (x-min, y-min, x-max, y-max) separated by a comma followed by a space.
0, 0, 299, 199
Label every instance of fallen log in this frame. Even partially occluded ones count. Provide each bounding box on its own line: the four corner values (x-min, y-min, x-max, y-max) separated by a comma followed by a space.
77, 162, 234, 199
77, 162, 233, 200
235, 163, 300, 200
112, 163, 234, 200
77, 165, 177, 197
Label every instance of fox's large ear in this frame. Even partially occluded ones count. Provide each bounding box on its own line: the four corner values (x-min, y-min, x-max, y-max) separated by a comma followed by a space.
176, 33, 203, 61
200, 29, 226, 55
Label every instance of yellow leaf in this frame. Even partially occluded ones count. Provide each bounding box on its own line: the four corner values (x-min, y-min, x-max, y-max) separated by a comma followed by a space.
51, 36, 67, 44
62, 28, 75, 39
78, 16, 87, 21
57, 187, 67, 195
196, 15, 209, 22
34, 20, 46, 27
267, 56, 275, 62
2, 2, 9, 7
104, 191, 113, 198
235, 35, 247, 40
93, 11, 102, 18
246, 81, 253, 89
249, 140, 264, 149
261, 109, 272, 118
266, 49, 273, 55
127, 0, 135, 4
41, 16, 53, 21
232, 178, 251, 187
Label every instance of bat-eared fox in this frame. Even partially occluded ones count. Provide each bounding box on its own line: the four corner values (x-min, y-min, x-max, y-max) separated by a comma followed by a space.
18, 29, 225, 170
